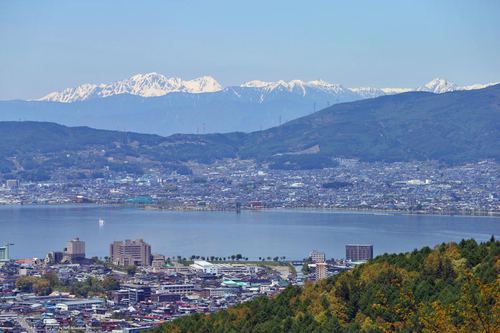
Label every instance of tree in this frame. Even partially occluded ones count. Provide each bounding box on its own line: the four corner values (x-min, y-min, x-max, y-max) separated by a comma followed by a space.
16, 276, 52, 295
102, 276, 120, 291
43, 271, 60, 287
16, 276, 37, 292
151, 239, 499, 333
126, 265, 137, 276
33, 279, 51, 296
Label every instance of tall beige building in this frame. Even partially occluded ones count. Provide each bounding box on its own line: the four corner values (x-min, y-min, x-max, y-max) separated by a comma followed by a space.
110, 239, 151, 267
65, 237, 85, 261
315, 262, 327, 281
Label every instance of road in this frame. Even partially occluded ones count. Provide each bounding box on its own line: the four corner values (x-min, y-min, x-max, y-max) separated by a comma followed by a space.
18, 316, 37, 333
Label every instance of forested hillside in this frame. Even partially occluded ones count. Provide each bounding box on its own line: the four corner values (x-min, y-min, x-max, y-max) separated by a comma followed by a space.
152, 239, 499, 333
239, 84, 500, 164
1, 84, 499, 180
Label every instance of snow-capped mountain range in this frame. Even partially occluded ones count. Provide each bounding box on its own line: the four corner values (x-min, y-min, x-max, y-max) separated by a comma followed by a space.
1, 73, 497, 136
40, 73, 223, 103
38, 73, 497, 103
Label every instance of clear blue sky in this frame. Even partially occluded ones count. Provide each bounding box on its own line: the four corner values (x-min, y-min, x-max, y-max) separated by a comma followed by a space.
1, 0, 499, 100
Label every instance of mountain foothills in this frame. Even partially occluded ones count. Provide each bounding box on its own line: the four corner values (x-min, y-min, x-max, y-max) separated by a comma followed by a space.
0, 84, 498, 181
0, 73, 497, 135
151, 238, 499, 333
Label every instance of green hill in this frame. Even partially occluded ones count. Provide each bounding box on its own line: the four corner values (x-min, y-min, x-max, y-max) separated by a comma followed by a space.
0, 84, 499, 180
0, 121, 240, 180
240, 85, 500, 164
151, 239, 499, 333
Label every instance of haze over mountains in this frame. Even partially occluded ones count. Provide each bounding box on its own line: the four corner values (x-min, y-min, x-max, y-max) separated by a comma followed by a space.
37, 73, 495, 103
1, 84, 498, 180
0, 73, 496, 135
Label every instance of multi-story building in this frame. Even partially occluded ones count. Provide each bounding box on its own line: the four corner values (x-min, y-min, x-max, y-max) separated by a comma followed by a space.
345, 244, 373, 261
152, 293, 181, 303
125, 286, 152, 304
0, 244, 10, 262
65, 238, 85, 261
315, 262, 327, 281
45, 251, 64, 265
110, 239, 151, 267
310, 250, 326, 263
160, 284, 195, 294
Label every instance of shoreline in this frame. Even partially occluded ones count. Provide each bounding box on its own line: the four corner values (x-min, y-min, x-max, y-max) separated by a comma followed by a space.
0, 202, 498, 218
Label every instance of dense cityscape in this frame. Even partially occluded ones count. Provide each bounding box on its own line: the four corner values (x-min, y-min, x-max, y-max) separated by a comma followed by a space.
0, 238, 372, 332
1, 1, 499, 332
1, 159, 498, 215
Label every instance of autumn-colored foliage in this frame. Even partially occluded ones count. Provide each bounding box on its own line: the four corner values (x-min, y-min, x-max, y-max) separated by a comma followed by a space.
151, 238, 499, 333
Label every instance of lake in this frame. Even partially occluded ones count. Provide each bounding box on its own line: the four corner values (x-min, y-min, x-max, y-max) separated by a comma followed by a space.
1, 205, 498, 260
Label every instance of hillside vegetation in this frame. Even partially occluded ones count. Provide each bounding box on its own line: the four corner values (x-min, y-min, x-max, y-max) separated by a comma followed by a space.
0, 84, 499, 179
0, 122, 240, 180
152, 239, 499, 333
240, 85, 500, 164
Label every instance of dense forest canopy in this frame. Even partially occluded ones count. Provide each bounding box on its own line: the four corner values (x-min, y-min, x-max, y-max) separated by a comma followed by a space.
151, 238, 499, 333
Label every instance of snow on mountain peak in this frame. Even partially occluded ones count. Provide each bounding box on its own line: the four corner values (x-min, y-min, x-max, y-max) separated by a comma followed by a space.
39, 73, 223, 102
415, 78, 498, 94
184, 76, 223, 93
38, 73, 497, 103
417, 78, 459, 93
240, 79, 347, 95
240, 80, 272, 88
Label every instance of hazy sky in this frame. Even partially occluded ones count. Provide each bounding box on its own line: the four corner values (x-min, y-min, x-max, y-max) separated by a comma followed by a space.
1, 0, 499, 100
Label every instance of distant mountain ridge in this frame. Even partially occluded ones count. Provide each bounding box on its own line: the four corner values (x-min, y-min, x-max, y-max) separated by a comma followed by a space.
0, 75, 497, 136
0, 84, 498, 180
239, 85, 500, 164
39, 73, 223, 103
37, 73, 497, 103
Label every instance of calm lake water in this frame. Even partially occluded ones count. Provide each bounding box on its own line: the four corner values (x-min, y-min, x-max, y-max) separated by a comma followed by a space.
1, 205, 498, 260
